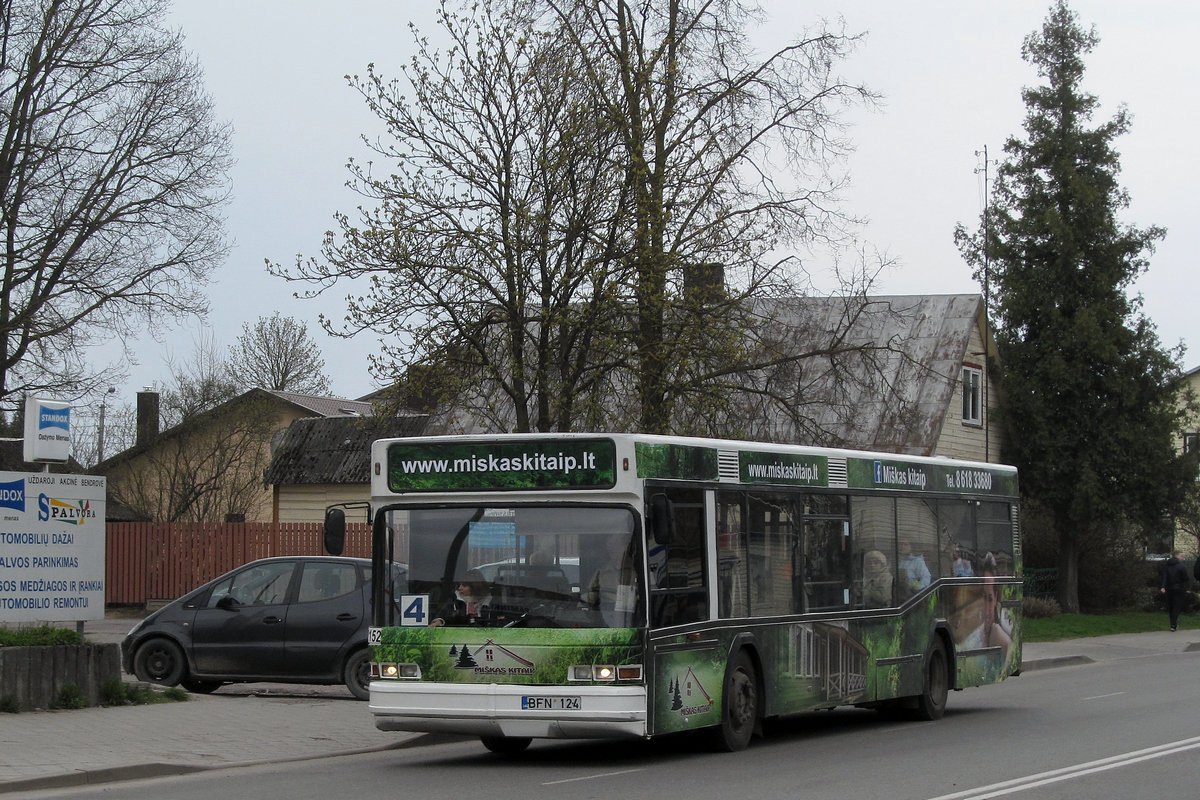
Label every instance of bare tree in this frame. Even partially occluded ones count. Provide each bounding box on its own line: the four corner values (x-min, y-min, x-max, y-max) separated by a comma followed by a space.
546, 0, 878, 432
158, 329, 241, 426
274, 0, 631, 431
0, 0, 232, 412
276, 0, 896, 438
227, 313, 331, 395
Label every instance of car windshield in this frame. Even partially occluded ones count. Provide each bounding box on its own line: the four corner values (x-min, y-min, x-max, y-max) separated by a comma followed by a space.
375, 505, 642, 629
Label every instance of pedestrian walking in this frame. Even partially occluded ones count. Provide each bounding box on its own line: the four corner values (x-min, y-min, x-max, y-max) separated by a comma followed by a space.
1160, 550, 1190, 632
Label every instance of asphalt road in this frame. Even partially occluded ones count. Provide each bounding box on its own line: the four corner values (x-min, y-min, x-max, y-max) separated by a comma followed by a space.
13, 645, 1199, 800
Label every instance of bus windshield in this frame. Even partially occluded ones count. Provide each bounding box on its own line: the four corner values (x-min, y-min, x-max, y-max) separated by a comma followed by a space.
376, 504, 642, 630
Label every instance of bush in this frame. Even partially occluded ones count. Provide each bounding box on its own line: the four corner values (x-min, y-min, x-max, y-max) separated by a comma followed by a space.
0, 625, 82, 647
51, 683, 85, 710
99, 677, 129, 707
1023, 596, 1061, 618
0, 695, 18, 713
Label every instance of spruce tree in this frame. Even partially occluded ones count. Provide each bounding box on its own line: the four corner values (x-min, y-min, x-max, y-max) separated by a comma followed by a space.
955, 1, 1193, 612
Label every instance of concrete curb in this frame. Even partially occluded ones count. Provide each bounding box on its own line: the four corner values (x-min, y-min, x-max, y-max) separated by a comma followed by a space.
1018, 655, 1096, 672
0, 737, 441, 794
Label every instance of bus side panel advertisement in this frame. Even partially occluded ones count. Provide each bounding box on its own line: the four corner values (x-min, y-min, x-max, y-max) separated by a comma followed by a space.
650, 582, 1020, 734
633, 443, 719, 481
845, 457, 1019, 496
387, 438, 618, 492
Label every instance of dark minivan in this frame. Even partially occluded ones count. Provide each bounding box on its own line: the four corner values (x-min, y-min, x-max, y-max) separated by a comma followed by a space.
122, 556, 400, 699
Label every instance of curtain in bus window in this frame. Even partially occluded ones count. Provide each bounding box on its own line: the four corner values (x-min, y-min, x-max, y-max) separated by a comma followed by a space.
977, 502, 1015, 576
716, 492, 748, 618
743, 492, 800, 616
851, 496, 896, 608
937, 499, 977, 578
895, 498, 938, 600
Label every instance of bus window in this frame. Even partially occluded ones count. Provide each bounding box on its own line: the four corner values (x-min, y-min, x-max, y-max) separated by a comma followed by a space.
977, 502, 1015, 576
647, 488, 708, 627
744, 492, 801, 616
937, 499, 977, 577
803, 494, 851, 611
851, 496, 896, 608
896, 498, 938, 599
717, 492, 748, 618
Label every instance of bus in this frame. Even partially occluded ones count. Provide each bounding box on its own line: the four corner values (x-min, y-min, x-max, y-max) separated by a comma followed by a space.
323, 433, 1022, 753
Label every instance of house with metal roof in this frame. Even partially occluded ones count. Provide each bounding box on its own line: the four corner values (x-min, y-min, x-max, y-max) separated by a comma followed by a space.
264, 414, 429, 523
412, 293, 1005, 461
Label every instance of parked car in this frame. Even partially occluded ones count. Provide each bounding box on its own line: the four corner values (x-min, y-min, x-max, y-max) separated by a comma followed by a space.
122, 556, 405, 700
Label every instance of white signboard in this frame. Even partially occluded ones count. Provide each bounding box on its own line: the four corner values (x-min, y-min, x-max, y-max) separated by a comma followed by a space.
22, 397, 72, 463
0, 471, 106, 622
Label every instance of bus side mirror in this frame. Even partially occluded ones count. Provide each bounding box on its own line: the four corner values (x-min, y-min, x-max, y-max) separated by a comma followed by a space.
649, 493, 676, 546
324, 508, 346, 556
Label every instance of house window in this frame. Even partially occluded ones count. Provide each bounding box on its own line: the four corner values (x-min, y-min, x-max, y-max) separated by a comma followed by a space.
961, 365, 983, 426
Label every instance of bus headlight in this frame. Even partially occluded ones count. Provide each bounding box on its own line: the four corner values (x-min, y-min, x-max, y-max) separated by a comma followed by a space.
374, 662, 421, 679
570, 663, 642, 682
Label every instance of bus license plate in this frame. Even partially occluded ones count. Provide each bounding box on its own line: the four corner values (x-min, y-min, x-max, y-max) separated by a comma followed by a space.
522, 696, 580, 711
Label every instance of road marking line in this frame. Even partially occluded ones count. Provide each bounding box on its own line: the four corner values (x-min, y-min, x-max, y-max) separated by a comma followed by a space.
543, 768, 645, 785
927, 735, 1200, 800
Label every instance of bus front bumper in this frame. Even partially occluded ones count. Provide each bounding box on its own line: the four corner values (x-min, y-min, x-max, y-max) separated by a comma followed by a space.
369, 681, 649, 740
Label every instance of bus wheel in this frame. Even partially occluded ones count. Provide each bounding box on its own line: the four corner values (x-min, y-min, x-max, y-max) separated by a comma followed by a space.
711, 649, 758, 752
914, 637, 949, 721
481, 736, 532, 754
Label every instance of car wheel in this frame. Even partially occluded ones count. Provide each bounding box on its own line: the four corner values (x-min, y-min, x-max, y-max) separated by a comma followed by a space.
344, 648, 371, 700
133, 637, 186, 686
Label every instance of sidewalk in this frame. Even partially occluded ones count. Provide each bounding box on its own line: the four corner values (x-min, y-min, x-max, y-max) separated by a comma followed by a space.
1, 617, 1197, 794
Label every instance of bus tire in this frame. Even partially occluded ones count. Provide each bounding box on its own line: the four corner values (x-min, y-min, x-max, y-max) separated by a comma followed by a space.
914, 637, 949, 721
710, 649, 759, 752
481, 735, 532, 754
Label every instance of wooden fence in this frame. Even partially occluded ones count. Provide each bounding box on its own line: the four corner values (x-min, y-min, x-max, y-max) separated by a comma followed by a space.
105, 522, 373, 606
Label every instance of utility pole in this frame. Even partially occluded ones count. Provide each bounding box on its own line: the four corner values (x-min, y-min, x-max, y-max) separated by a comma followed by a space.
97, 387, 116, 463
974, 145, 993, 463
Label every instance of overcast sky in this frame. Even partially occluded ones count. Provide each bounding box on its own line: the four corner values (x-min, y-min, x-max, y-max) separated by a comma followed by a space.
102, 0, 1198, 410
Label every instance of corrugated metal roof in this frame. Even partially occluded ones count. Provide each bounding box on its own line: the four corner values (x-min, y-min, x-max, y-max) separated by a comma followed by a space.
739, 294, 985, 454
266, 390, 373, 418
264, 415, 429, 485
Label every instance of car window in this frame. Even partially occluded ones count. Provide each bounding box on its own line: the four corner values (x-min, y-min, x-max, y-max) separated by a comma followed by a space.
297, 562, 358, 603
207, 562, 295, 608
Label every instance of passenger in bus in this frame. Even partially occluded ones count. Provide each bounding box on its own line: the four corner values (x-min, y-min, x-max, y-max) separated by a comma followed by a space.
898, 537, 931, 595
952, 546, 975, 577
862, 550, 893, 607
429, 569, 493, 627
585, 535, 636, 625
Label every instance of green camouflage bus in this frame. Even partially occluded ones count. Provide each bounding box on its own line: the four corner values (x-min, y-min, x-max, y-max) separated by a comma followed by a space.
324, 433, 1022, 753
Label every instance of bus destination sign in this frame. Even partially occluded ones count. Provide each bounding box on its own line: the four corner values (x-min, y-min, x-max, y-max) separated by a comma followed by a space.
387, 438, 617, 492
